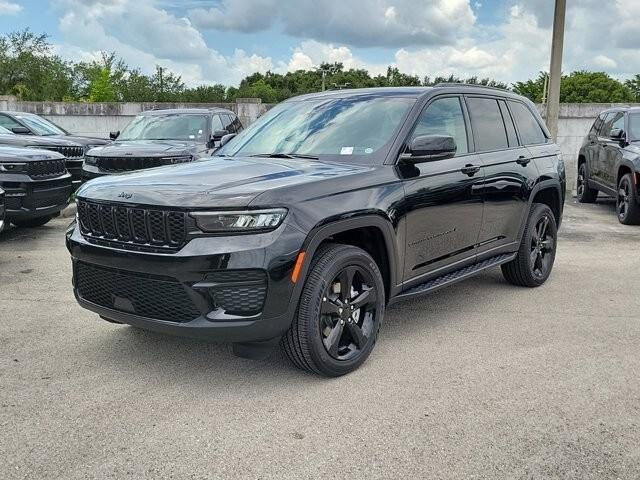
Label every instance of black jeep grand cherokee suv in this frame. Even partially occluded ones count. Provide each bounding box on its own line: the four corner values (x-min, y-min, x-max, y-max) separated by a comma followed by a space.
577, 107, 640, 224
0, 146, 73, 228
82, 108, 242, 181
67, 86, 565, 376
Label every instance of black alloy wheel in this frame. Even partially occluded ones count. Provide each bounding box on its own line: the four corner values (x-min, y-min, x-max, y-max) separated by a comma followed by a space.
530, 214, 555, 280
320, 265, 377, 361
502, 203, 557, 287
617, 173, 640, 225
282, 243, 385, 376
577, 163, 598, 203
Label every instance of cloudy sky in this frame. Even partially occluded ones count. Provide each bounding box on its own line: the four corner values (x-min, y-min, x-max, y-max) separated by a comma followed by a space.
0, 0, 638, 87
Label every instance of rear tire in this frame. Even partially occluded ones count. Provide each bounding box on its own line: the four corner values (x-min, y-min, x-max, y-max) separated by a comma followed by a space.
502, 203, 557, 287
576, 163, 598, 203
616, 173, 640, 225
12, 215, 52, 228
281, 243, 385, 376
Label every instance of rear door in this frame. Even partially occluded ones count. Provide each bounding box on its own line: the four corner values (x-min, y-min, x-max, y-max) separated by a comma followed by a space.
400, 95, 484, 282
466, 96, 534, 255
600, 111, 625, 189
593, 112, 619, 185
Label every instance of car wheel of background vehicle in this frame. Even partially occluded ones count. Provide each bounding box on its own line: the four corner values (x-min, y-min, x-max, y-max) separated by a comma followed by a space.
12, 215, 53, 228
616, 173, 640, 225
281, 243, 385, 377
577, 163, 598, 203
502, 203, 557, 287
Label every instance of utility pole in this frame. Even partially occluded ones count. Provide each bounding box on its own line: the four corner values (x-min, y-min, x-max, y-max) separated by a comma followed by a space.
545, 0, 566, 141
158, 66, 164, 102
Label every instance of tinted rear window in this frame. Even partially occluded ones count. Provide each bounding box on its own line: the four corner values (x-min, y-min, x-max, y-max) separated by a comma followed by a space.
466, 97, 508, 151
508, 101, 546, 145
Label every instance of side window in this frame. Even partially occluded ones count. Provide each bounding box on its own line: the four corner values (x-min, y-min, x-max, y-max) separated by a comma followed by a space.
466, 97, 508, 151
611, 112, 625, 133
220, 114, 234, 132
211, 114, 224, 132
590, 114, 606, 135
231, 115, 243, 132
508, 101, 547, 145
499, 100, 518, 147
599, 112, 623, 138
0, 114, 24, 131
410, 97, 468, 155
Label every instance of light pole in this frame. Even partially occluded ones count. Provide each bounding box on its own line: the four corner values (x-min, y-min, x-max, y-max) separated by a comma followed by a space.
545, 0, 566, 141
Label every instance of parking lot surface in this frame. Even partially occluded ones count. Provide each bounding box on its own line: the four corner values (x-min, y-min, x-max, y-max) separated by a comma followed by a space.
1, 198, 639, 479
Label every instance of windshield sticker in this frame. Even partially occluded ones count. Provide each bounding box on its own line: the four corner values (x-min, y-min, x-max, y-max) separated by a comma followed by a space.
340, 146, 354, 155
364, 147, 373, 154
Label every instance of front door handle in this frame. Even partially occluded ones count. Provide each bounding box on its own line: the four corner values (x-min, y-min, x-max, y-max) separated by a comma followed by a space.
461, 164, 481, 176
516, 155, 531, 166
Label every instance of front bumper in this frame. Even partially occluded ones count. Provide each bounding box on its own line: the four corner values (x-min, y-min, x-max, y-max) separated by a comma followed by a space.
66, 221, 306, 343
66, 158, 84, 186
1, 173, 73, 221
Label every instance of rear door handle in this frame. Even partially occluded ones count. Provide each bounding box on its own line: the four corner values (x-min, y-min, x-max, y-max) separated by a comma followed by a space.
516, 155, 531, 166
461, 164, 481, 176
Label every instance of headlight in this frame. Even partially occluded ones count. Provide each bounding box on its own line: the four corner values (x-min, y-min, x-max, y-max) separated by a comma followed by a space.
0, 162, 27, 173
163, 156, 192, 165
191, 209, 287, 233
85, 156, 97, 165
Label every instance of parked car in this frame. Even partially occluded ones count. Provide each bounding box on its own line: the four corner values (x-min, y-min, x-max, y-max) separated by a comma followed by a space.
0, 125, 89, 187
82, 108, 243, 181
0, 145, 73, 228
67, 85, 565, 376
577, 107, 640, 224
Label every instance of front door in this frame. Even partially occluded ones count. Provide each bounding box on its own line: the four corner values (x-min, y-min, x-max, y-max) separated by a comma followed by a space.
400, 96, 484, 282
600, 112, 625, 189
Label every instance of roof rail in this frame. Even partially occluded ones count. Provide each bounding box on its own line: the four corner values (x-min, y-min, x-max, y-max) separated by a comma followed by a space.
434, 82, 510, 92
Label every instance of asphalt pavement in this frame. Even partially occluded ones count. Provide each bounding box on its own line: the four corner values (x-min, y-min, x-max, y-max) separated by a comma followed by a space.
1, 197, 639, 479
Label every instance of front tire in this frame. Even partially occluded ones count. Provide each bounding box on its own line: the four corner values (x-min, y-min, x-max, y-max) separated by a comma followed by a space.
576, 163, 598, 203
616, 173, 640, 225
12, 215, 52, 228
502, 203, 557, 287
282, 244, 385, 377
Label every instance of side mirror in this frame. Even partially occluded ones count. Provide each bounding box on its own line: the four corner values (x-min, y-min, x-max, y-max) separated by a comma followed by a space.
220, 133, 237, 148
401, 135, 457, 163
109, 131, 119, 140
11, 126, 31, 135
212, 129, 229, 141
610, 128, 625, 140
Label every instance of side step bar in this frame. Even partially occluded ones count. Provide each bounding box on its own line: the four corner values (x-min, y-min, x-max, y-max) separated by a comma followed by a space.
392, 253, 517, 303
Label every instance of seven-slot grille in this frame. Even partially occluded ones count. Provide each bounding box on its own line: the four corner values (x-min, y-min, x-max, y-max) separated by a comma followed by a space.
75, 261, 200, 323
97, 157, 173, 172
36, 145, 84, 159
27, 159, 67, 178
77, 199, 187, 251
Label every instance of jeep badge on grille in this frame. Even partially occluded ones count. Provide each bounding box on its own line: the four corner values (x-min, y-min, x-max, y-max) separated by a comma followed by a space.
118, 192, 133, 199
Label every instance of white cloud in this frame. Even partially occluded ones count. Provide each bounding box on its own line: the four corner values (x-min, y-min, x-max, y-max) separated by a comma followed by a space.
190, 0, 476, 48
0, 0, 22, 15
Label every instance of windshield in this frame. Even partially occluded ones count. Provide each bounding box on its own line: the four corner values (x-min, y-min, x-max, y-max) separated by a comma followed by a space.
0, 125, 13, 134
628, 114, 640, 141
15, 114, 67, 135
219, 95, 415, 159
119, 114, 209, 141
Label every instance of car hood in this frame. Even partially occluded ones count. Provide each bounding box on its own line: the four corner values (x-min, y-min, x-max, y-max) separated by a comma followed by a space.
0, 145, 64, 162
76, 156, 371, 208
87, 140, 201, 157
54, 135, 110, 146
0, 133, 82, 148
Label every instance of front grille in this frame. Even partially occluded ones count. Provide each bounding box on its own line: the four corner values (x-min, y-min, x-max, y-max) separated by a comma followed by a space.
205, 270, 267, 315
27, 159, 67, 179
77, 199, 187, 251
75, 262, 200, 323
97, 157, 170, 172
36, 145, 84, 159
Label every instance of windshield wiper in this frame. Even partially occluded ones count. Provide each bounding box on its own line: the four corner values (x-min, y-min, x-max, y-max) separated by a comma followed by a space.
249, 153, 319, 160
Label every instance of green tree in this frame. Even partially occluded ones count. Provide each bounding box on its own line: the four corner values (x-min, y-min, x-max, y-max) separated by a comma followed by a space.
624, 74, 640, 102
88, 67, 117, 102
560, 71, 634, 103
513, 72, 547, 102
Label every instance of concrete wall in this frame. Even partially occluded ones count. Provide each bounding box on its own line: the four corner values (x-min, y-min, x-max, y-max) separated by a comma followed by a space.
0, 95, 271, 138
2, 95, 636, 192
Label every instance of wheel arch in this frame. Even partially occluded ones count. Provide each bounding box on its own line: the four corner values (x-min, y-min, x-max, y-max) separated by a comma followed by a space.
296, 214, 400, 303
516, 180, 563, 241
617, 162, 634, 186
